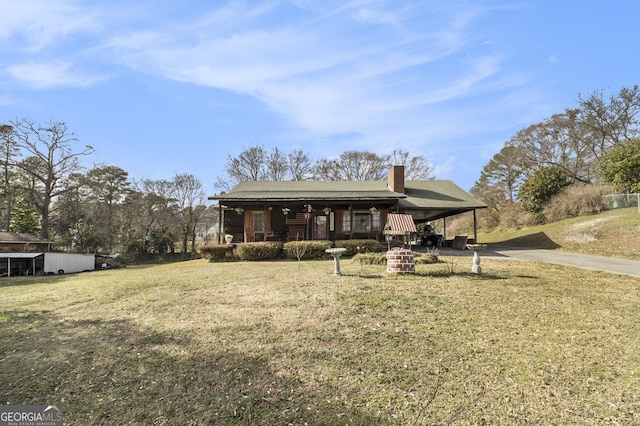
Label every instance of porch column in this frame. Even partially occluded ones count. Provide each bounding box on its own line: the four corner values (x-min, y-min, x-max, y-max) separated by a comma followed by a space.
442, 217, 447, 242
473, 209, 478, 244
263, 205, 268, 241
218, 203, 223, 244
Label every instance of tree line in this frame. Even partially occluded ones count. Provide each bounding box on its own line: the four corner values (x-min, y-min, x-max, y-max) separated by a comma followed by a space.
1, 117, 434, 258
214, 146, 433, 192
471, 85, 640, 225
0, 118, 211, 259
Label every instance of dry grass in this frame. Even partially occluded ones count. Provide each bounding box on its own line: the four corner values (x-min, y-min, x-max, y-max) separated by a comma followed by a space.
479, 207, 640, 259
2, 258, 640, 425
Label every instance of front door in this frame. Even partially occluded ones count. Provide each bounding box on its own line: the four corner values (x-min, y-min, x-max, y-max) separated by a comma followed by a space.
314, 215, 328, 239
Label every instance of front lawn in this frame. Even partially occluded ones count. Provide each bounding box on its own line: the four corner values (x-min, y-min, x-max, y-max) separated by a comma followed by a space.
1, 258, 639, 424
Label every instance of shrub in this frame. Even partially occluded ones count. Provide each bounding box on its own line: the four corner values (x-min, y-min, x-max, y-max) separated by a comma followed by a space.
518, 166, 570, 223
352, 252, 387, 265
498, 202, 536, 230
352, 250, 439, 266
235, 242, 283, 261
283, 241, 331, 260
543, 184, 609, 223
199, 244, 235, 261
334, 239, 385, 256
446, 212, 475, 236
414, 251, 439, 264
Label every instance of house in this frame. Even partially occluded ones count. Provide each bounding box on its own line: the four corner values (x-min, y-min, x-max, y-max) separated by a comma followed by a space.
209, 165, 487, 244
0, 232, 53, 252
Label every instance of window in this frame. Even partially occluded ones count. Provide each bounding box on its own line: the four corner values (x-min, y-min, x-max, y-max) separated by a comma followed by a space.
371, 211, 381, 230
314, 215, 327, 239
251, 211, 265, 233
341, 211, 351, 232
353, 212, 371, 232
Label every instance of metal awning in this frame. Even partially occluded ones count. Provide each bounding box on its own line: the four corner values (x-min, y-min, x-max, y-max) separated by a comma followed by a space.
384, 214, 417, 235
0, 253, 43, 259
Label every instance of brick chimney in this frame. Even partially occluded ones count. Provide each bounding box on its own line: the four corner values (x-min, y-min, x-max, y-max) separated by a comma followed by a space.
388, 165, 405, 193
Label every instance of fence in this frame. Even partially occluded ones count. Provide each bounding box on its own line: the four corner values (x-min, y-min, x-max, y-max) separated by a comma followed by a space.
602, 193, 640, 212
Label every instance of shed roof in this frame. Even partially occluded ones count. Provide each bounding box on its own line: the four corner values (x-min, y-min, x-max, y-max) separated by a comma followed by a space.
0, 232, 53, 244
384, 214, 417, 235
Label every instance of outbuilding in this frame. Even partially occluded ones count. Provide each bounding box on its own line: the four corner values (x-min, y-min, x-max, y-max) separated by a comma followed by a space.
0, 252, 96, 277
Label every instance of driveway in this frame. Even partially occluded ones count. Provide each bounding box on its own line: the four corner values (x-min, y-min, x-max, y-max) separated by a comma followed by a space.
420, 244, 640, 278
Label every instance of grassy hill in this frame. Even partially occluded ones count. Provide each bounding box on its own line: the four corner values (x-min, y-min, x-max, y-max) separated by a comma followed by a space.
478, 207, 640, 260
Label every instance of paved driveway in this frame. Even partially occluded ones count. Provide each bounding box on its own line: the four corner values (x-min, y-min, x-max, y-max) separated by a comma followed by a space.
441, 244, 640, 278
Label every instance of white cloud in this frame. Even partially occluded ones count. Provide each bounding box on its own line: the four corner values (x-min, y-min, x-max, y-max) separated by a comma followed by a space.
2, 0, 540, 160
103, 1, 503, 142
432, 155, 458, 179
0, 0, 100, 51
6, 62, 108, 89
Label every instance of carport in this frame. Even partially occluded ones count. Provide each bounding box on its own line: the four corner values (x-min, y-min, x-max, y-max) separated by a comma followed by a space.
0, 252, 44, 277
0, 252, 96, 277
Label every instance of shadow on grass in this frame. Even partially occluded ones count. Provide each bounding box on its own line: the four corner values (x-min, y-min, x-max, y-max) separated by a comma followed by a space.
0, 273, 78, 288
0, 309, 380, 425
412, 271, 508, 280
495, 232, 561, 249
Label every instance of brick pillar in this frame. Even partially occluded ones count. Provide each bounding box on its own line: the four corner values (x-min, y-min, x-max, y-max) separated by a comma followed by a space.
386, 247, 415, 274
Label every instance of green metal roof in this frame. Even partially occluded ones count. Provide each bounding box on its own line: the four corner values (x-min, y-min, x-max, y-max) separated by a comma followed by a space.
210, 180, 487, 220
401, 181, 487, 209
212, 180, 403, 202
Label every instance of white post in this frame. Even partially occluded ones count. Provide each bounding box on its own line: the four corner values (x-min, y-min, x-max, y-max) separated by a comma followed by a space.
472, 250, 481, 274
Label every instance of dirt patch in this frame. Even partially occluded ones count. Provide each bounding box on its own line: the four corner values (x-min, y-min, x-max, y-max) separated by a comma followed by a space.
565, 231, 598, 243
568, 217, 615, 231
565, 217, 615, 242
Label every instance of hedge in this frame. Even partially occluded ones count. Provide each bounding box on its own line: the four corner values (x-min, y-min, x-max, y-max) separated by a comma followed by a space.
283, 241, 332, 260
352, 252, 387, 265
199, 244, 235, 261
235, 242, 283, 261
352, 251, 439, 266
334, 239, 385, 256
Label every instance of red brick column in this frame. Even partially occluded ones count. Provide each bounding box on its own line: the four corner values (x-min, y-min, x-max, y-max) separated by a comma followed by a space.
386, 247, 415, 274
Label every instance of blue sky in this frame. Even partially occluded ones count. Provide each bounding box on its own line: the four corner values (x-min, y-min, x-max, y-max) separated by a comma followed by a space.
1, 1, 638, 193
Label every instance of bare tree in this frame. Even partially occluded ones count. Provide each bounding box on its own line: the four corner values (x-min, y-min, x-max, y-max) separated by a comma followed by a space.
215, 145, 267, 191
171, 173, 206, 253
390, 149, 433, 180
512, 110, 594, 184
216, 145, 314, 190
265, 147, 288, 181
287, 149, 313, 180
226, 145, 266, 182
10, 118, 94, 238
577, 85, 640, 165
315, 150, 389, 181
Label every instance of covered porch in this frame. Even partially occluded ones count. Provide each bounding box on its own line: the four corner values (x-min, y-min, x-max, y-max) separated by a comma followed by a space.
209, 166, 487, 244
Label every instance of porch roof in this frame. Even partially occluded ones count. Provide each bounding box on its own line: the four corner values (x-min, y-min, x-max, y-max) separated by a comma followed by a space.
400, 181, 487, 221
